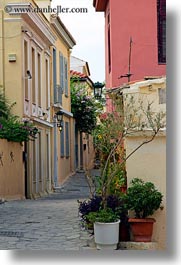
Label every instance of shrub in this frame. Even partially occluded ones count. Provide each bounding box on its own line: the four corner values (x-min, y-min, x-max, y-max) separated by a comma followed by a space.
125, 178, 163, 218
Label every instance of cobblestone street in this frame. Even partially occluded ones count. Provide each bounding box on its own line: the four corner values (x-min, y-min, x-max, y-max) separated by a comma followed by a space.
0, 172, 97, 250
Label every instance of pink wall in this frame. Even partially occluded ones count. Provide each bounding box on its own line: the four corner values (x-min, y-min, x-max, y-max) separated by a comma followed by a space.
104, 0, 166, 89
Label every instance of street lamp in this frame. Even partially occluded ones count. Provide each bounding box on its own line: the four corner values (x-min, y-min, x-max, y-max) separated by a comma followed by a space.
94, 82, 104, 99
56, 110, 63, 131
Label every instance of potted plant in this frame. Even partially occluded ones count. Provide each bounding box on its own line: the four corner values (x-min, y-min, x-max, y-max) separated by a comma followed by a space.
79, 93, 165, 248
86, 207, 120, 250
125, 178, 163, 242
78, 194, 128, 249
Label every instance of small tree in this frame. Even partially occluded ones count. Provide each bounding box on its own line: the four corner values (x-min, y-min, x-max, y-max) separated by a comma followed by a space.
92, 93, 166, 209
70, 79, 103, 134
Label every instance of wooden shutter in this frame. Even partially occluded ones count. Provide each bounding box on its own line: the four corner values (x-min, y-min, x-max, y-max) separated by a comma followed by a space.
64, 58, 68, 97
59, 52, 64, 104
53, 49, 57, 103
65, 122, 70, 158
60, 121, 65, 157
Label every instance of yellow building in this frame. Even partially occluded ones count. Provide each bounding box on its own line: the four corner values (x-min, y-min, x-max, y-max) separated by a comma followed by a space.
0, 0, 76, 198
50, 14, 76, 186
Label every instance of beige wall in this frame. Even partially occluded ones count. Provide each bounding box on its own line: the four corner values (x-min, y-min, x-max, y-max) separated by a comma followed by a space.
123, 78, 166, 249
125, 134, 166, 249
0, 139, 24, 200
82, 133, 95, 170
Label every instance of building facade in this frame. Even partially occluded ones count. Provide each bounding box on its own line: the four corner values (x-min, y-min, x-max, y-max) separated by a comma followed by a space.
0, 0, 76, 198
93, 0, 166, 89
50, 15, 76, 187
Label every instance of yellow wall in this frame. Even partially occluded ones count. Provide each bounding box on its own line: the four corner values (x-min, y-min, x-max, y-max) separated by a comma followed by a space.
1, 7, 23, 116
51, 21, 75, 185
0, 139, 24, 200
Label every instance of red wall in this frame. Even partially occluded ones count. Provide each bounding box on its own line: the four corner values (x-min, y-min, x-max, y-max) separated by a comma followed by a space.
104, 0, 166, 89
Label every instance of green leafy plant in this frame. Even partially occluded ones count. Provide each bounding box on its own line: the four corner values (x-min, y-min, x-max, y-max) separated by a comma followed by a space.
0, 88, 38, 142
70, 79, 103, 134
0, 116, 38, 142
86, 208, 120, 223
125, 178, 163, 218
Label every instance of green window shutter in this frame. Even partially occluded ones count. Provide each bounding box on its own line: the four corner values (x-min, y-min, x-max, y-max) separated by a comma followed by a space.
65, 121, 70, 157
64, 58, 68, 97
60, 121, 65, 157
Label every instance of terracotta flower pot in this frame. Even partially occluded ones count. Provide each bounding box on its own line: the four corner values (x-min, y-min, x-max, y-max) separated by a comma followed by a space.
120, 185, 127, 194
128, 218, 155, 242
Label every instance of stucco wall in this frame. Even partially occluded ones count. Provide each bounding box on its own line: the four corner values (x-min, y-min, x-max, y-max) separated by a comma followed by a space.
0, 139, 24, 200
104, 0, 166, 88
125, 134, 166, 249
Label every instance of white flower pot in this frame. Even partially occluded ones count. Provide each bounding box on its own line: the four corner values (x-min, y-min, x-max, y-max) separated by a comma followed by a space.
94, 220, 120, 250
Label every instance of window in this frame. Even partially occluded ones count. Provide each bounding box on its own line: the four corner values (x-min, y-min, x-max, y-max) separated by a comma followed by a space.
60, 53, 69, 99
157, 0, 166, 64
53, 48, 57, 103
64, 58, 68, 97
24, 40, 28, 99
158, 88, 166, 104
45, 57, 50, 109
37, 53, 41, 107
60, 121, 65, 157
45, 58, 49, 109
46, 134, 50, 181
31, 47, 36, 103
65, 122, 70, 158
59, 52, 64, 104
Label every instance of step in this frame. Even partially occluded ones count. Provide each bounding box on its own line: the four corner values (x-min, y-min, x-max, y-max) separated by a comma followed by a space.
118, 241, 158, 250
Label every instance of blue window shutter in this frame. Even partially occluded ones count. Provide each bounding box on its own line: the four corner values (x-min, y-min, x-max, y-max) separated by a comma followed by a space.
60, 121, 65, 157
65, 122, 70, 157
64, 58, 68, 97
53, 49, 57, 103
60, 52, 64, 94
58, 53, 63, 104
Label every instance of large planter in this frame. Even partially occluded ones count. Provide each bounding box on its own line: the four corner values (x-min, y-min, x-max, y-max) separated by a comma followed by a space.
94, 220, 120, 250
128, 218, 155, 242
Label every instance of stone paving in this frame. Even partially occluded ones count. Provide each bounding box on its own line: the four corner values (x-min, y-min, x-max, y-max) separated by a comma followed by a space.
0, 171, 98, 250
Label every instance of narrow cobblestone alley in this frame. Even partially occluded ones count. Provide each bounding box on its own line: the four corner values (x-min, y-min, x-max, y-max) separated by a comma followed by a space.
0, 172, 98, 250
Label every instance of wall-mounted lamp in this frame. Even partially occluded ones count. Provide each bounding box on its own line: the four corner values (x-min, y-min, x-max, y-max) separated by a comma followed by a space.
56, 110, 63, 131
94, 82, 104, 99
25, 70, 32, 79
